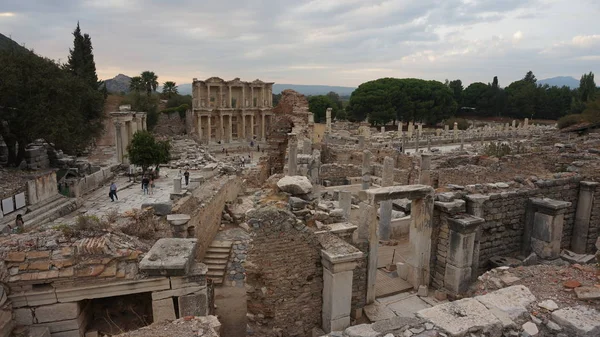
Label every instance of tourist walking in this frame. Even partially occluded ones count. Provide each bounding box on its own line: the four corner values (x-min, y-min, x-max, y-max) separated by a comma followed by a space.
109, 182, 118, 202
184, 170, 190, 186
142, 176, 150, 195
149, 177, 155, 195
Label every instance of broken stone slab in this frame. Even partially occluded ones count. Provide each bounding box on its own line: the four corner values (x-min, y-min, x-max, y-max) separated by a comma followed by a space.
522, 321, 539, 336
417, 298, 503, 337
277, 176, 313, 195
392, 199, 411, 212
363, 302, 396, 322
475, 285, 536, 321
537, 299, 559, 311
139, 238, 198, 276
371, 316, 422, 334
560, 249, 596, 264
574, 286, 600, 300
166, 214, 191, 226
342, 324, 379, 337
141, 202, 172, 216
551, 306, 600, 337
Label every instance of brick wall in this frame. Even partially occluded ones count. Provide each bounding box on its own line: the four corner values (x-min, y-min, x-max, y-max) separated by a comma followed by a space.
320, 163, 361, 185
246, 207, 323, 336
154, 112, 186, 136
351, 242, 367, 310
588, 186, 600, 252
172, 175, 243, 260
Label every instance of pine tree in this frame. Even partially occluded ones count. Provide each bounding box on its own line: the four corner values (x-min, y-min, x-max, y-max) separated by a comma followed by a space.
67, 22, 99, 89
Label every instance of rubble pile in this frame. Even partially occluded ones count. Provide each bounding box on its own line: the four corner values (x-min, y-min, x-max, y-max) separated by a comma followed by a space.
167, 137, 218, 170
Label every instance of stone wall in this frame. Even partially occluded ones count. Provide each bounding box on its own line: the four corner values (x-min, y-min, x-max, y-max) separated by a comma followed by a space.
245, 207, 323, 336
154, 112, 186, 136
351, 242, 368, 311
320, 164, 361, 185
68, 165, 118, 198
172, 175, 243, 260
26, 171, 58, 206
588, 186, 600, 252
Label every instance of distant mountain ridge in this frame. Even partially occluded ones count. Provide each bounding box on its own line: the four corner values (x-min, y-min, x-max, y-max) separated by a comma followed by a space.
538, 76, 579, 88
103, 73, 132, 93
0, 33, 29, 53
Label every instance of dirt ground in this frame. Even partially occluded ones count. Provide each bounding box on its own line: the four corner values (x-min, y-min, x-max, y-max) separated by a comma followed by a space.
214, 285, 247, 336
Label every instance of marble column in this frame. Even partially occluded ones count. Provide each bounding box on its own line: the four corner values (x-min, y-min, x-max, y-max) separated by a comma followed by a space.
207, 85, 211, 107
227, 115, 233, 143
361, 150, 372, 190
241, 114, 246, 141
379, 157, 395, 241
197, 115, 202, 141
114, 121, 123, 163
339, 191, 351, 221
453, 122, 458, 141
250, 114, 255, 139
219, 114, 224, 142
207, 116, 212, 144
287, 133, 298, 176
261, 113, 266, 141
251, 87, 254, 107
228, 86, 232, 108
572, 181, 599, 253
242, 86, 246, 108
326, 108, 332, 132
406, 193, 434, 289
121, 121, 130, 165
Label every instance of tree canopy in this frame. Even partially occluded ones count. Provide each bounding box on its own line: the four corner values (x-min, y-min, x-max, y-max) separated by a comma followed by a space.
308, 95, 338, 123
141, 71, 158, 96
127, 130, 170, 173
162, 81, 178, 98
66, 23, 100, 89
0, 47, 104, 166
347, 78, 457, 125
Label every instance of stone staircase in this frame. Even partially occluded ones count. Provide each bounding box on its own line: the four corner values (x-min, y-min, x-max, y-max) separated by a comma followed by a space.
204, 240, 232, 285
0, 194, 79, 232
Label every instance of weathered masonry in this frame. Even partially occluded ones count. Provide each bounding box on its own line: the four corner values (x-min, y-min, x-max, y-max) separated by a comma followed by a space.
189, 77, 275, 144
109, 106, 148, 165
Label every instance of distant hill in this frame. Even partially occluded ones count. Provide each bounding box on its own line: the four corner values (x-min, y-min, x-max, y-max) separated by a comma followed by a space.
103, 74, 356, 97
538, 76, 579, 88
104, 74, 132, 93
273, 84, 355, 96
0, 33, 29, 53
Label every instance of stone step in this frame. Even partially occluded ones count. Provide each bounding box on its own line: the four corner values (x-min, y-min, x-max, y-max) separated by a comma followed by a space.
205, 252, 230, 259
0, 194, 64, 227
211, 278, 223, 285
206, 247, 231, 254
209, 240, 233, 248
26, 199, 79, 230
206, 270, 225, 277
205, 263, 226, 271
204, 258, 229, 265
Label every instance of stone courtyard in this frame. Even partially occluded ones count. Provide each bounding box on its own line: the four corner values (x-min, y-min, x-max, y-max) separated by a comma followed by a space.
0, 85, 599, 337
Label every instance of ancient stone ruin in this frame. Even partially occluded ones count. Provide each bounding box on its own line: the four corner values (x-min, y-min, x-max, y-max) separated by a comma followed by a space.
1, 77, 599, 337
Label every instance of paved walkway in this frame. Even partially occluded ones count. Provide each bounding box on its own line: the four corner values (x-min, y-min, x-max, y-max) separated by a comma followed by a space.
53, 168, 206, 225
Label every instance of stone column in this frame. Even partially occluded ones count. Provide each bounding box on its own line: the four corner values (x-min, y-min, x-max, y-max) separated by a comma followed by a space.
406, 193, 434, 289
524, 118, 529, 129
419, 153, 431, 186
251, 87, 254, 107
361, 150, 372, 190
511, 120, 516, 129
114, 121, 123, 163
460, 132, 464, 150
444, 124, 449, 134
453, 122, 458, 141
380, 126, 385, 134
357, 201, 378, 304
418, 123, 422, 137
121, 121, 130, 165
321, 250, 362, 333
444, 215, 484, 294
219, 86, 223, 108
326, 108, 332, 132
308, 113, 314, 123
415, 131, 420, 153
197, 115, 202, 141
173, 178, 182, 194
401, 133, 406, 154
219, 114, 224, 142
379, 157, 395, 240
227, 115, 233, 143
242, 86, 246, 108
407, 122, 414, 138
339, 191, 351, 221
571, 182, 599, 253
358, 135, 365, 149
250, 115, 255, 139
426, 136, 431, 152
303, 139, 312, 154
228, 86, 232, 108
241, 114, 246, 141
287, 133, 298, 176
524, 198, 572, 259
131, 117, 138, 136
466, 193, 489, 281
207, 85, 211, 107
261, 113, 266, 141
397, 122, 403, 137
207, 116, 212, 144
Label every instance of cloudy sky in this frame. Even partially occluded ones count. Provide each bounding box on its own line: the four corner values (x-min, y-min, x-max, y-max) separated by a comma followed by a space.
1, 0, 599, 87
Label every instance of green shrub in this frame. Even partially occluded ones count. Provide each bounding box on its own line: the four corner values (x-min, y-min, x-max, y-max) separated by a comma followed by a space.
75, 215, 109, 231
161, 104, 189, 120
557, 114, 583, 129
445, 118, 470, 130
483, 141, 512, 157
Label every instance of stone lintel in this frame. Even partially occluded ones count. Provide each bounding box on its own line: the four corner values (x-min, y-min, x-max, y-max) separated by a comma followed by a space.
465, 194, 491, 204
580, 181, 600, 189
139, 238, 198, 276
314, 222, 358, 235
166, 214, 191, 226
359, 185, 433, 204
435, 199, 466, 214
530, 198, 571, 215
448, 214, 485, 234
55, 278, 171, 303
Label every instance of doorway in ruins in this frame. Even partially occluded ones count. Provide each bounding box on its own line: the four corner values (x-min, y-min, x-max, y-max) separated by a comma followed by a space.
266, 116, 294, 174
86, 292, 153, 335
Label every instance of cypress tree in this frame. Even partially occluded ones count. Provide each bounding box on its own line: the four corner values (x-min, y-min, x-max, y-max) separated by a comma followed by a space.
67, 22, 99, 89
